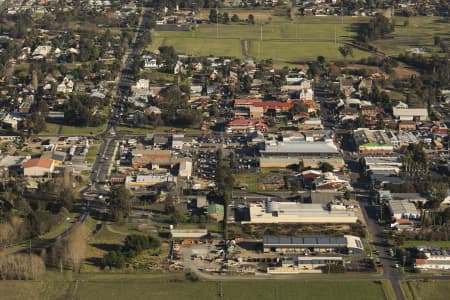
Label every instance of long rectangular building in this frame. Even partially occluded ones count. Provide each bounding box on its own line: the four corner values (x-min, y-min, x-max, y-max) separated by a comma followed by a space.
242, 201, 358, 224
263, 235, 363, 254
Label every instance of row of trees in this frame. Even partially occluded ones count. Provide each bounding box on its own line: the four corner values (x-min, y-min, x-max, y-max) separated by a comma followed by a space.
52, 223, 90, 273
208, 10, 254, 24
357, 14, 394, 42
0, 254, 45, 280
102, 234, 161, 269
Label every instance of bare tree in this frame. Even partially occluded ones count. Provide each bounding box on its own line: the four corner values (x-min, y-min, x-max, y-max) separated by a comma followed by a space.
62, 223, 90, 273
0, 254, 45, 280
0, 223, 15, 246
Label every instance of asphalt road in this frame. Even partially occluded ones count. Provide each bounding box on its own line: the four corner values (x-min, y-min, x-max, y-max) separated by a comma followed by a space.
358, 193, 404, 300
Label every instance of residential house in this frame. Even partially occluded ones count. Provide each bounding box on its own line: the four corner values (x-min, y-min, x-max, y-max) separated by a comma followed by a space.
339, 78, 355, 97
357, 78, 372, 92
135, 79, 149, 90
19, 102, 32, 114
1, 113, 23, 129
32, 45, 52, 58
57, 77, 74, 94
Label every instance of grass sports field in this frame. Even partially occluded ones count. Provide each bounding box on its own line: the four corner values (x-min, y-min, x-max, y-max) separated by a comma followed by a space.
372, 17, 449, 55
0, 275, 396, 300
402, 280, 450, 300
149, 13, 449, 65
149, 16, 368, 65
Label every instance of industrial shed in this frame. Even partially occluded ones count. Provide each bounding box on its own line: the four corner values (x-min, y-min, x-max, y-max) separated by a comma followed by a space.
263, 235, 363, 255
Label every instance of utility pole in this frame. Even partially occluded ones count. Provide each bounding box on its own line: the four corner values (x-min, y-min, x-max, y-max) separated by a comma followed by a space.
259, 23, 263, 58
334, 24, 337, 44
216, 5, 219, 39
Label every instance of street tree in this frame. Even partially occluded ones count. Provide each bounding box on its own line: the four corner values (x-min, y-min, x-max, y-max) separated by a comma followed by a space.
109, 185, 133, 221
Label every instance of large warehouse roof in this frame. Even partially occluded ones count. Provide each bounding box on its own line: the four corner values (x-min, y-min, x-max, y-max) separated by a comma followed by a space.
243, 202, 358, 224
263, 235, 364, 252
261, 141, 338, 155
263, 236, 347, 247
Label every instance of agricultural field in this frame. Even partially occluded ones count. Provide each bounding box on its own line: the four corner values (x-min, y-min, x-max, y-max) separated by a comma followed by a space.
0, 277, 395, 300
149, 16, 370, 66
402, 280, 450, 300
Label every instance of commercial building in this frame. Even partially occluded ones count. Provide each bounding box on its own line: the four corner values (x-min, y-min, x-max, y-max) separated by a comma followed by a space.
387, 199, 420, 220
170, 228, 208, 239
178, 158, 192, 178
267, 257, 343, 274
353, 128, 394, 155
131, 149, 173, 169
415, 248, 450, 270
242, 201, 358, 224
259, 140, 339, 168
125, 174, 176, 188
261, 141, 339, 158
225, 119, 268, 134
22, 158, 55, 177
362, 156, 402, 176
263, 235, 363, 254
393, 108, 428, 121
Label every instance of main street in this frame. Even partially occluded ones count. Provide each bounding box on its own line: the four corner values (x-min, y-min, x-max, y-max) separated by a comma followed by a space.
88, 6, 149, 191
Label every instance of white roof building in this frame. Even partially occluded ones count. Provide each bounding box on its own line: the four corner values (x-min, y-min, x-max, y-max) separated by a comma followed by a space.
178, 158, 192, 178
135, 79, 149, 90
393, 108, 428, 121
125, 174, 176, 188
388, 200, 420, 220
243, 201, 358, 224
32, 45, 52, 57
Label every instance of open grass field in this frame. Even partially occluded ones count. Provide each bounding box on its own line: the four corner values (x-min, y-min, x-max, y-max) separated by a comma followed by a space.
42, 122, 61, 135
372, 17, 449, 55
150, 14, 448, 64
149, 16, 370, 65
86, 140, 101, 164
60, 123, 107, 135
401, 240, 450, 249
402, 280, 450, 300
248, 40, 368, 61
0, 276, 395, 300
